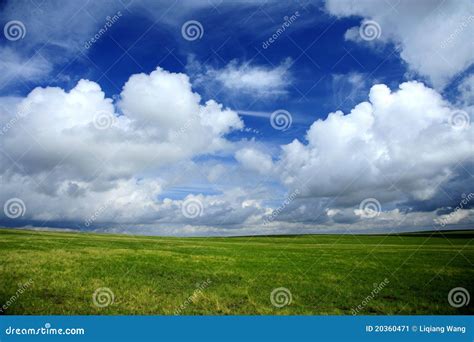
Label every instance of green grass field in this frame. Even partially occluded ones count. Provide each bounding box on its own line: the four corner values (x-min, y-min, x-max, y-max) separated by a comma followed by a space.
1, 228, 473, 315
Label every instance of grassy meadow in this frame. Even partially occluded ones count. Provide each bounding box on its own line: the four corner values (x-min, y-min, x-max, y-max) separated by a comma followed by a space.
0, 228, 473, 315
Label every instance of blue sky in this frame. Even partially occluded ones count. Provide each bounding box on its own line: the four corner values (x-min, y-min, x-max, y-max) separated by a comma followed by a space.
0, 0, 473, 235
1, 1, 406, 135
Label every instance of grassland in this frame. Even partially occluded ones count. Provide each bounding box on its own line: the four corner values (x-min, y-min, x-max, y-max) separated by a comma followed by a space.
0, 228, 473, 315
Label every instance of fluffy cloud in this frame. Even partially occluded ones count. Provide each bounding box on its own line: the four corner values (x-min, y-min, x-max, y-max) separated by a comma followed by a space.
119, 67, 242, 142
277, 81, 473, 213
326, 0, 474, 89
0, 66, 244, 224
188, 57, 293, 98
331, 72, 370, 108
235, 148, 274, 175
0, 47, 53, 89
457, 74, 474, 106
1, 67, 472, 234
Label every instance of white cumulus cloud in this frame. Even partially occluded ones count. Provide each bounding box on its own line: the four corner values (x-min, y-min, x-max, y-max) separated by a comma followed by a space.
277, 81, 473, 209
0, 66, 244, 224
326, 0, 474, 89
235, 148, 274, 175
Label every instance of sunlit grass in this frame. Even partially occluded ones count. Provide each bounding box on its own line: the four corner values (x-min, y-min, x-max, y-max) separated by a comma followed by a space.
0, 228, 472, 315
